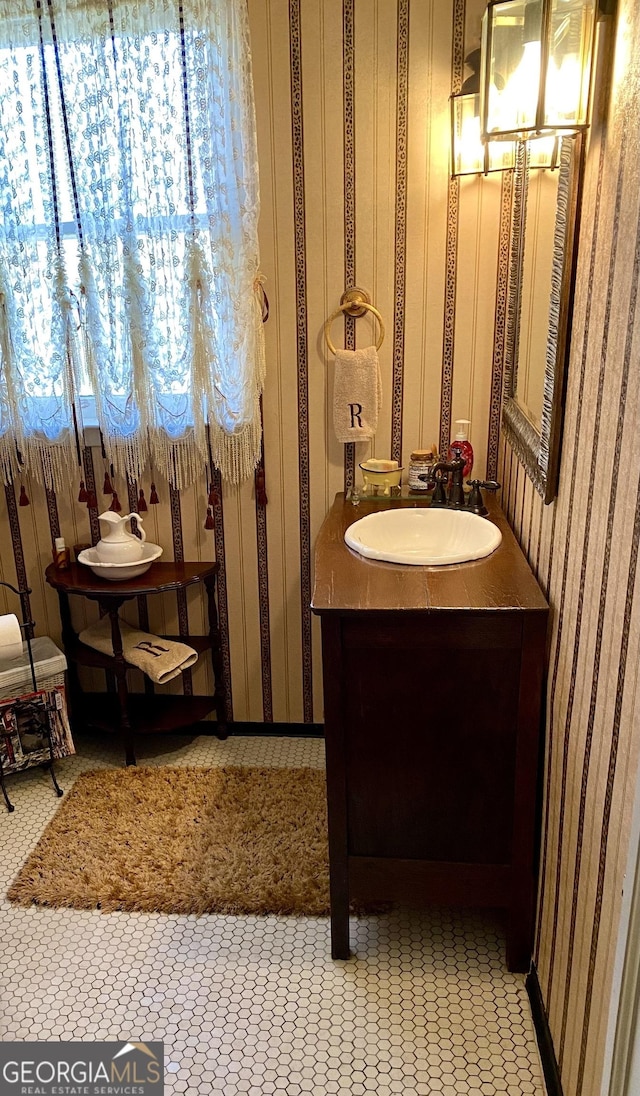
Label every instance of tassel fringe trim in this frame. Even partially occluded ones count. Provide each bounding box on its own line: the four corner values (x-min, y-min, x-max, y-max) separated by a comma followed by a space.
0, 277, 266, 492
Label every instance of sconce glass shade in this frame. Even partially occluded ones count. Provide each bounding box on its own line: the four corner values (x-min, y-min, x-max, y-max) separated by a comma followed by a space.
450, 93, 516, 176
480, 0, 596, 141
528, 134, 560, 168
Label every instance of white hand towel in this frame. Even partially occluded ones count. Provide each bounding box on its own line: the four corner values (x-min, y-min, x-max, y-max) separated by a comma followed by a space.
79, 617, 198, 685
333, 346, 382, 443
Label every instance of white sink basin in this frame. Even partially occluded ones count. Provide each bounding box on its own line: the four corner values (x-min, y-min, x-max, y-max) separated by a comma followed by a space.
344, 507, 502, 566
77, 542, 163, 580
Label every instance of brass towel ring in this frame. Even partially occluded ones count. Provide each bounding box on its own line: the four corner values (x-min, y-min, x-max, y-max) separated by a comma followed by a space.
324, 301, 385, 356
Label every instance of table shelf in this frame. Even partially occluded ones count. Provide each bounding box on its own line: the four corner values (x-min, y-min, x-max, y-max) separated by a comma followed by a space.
46, 561, 229, 765
67, 634, 212, 674
76, 692, 217, 736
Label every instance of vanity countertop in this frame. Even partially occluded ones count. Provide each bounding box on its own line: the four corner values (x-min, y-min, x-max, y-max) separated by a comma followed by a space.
311, 492, 548, 614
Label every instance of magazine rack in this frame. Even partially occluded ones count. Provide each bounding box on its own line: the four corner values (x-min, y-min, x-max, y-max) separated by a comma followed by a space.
0, 581, 65, 813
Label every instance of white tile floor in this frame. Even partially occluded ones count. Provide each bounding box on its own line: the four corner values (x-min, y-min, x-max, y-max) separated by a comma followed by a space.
1, 732, 546, 1096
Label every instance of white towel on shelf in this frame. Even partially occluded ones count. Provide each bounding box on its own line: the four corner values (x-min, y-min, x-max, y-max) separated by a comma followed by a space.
79, 617, 198, 685
333, 345, 382, 443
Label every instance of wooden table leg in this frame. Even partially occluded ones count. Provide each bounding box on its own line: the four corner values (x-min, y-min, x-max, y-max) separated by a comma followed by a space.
330, 869, 351, 960
105, 604, 135, 766
321, 616, 351, 960
57, 590, 83, 723
205, 571, 228, 738
506, 871, 535, 973
118, 675, 135, 766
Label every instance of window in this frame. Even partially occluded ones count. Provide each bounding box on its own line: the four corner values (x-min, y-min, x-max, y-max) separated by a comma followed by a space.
0, 0, 264, 488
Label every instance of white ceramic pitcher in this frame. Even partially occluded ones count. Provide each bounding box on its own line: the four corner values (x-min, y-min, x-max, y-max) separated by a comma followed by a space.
95, 511, 147, 564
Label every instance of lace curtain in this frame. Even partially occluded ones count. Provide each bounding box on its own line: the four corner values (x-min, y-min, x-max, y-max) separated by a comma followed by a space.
0, 0, 265, 489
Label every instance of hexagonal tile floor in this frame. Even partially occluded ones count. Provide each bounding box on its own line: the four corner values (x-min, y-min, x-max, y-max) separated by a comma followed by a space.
1, 732, 546, 1095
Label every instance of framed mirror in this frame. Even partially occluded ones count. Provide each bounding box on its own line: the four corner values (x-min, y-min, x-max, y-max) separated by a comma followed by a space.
502, 133, 584, 503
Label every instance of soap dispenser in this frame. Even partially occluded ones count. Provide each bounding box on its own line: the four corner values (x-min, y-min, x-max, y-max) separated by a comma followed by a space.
447, 419, 474, 479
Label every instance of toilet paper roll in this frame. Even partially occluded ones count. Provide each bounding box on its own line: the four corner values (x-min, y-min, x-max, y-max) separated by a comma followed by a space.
0, 614, 24, 661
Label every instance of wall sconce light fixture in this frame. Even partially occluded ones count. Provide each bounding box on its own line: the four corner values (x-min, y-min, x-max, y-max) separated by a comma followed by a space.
451, 92, 516, 175
480, 0, 597, 142
450, 93, 559, 177
527, 133, 560, 168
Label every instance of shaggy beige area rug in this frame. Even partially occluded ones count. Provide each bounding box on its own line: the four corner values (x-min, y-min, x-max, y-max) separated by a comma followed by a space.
7, 766, 330, 916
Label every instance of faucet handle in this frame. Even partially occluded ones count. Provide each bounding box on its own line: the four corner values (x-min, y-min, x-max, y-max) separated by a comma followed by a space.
466, 479, 500, 516
429, 472, 448, 506
467, 479, 500, 491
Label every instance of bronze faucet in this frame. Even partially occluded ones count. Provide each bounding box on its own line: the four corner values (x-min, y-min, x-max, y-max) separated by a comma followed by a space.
426, 455, 467, 508
420, 456, 500, 514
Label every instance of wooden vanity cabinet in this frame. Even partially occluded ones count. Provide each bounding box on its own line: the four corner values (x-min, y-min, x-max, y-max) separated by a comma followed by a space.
312, 494, 548, 973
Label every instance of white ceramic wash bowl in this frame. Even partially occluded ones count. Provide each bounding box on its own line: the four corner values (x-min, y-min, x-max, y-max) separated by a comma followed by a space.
77, 542, 163, 581
344, 507, 502, 566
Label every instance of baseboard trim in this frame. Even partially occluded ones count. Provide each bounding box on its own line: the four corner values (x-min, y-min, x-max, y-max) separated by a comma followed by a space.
195, 720, 325, 739
526, 963, 564, 1096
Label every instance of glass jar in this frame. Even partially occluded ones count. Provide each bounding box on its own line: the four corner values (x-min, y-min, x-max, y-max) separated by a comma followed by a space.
408, 450, 436, 492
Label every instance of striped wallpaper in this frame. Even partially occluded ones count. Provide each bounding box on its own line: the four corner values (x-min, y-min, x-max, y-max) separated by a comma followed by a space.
1, 0, 505, 724
3, 3, 637, 1093
499, 2, 640, 1094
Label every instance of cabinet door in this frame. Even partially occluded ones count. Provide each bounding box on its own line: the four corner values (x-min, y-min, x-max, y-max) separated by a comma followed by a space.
341, 617, 522, 864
